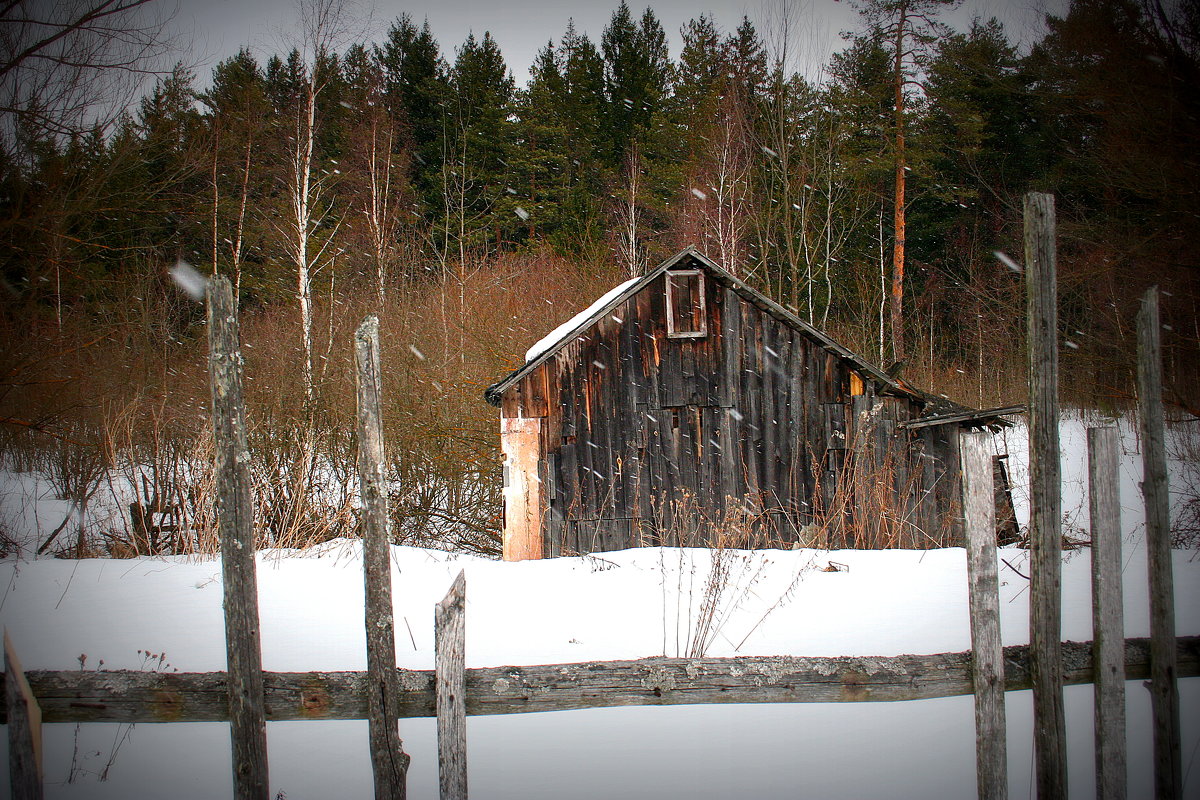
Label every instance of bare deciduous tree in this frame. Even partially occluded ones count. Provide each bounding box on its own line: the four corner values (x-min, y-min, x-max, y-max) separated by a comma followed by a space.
279, 0, 351, 412
0, 0, 176, 149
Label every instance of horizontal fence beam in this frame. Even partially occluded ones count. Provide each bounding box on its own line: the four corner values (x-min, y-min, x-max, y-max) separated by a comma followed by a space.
4, 636, 1197, 724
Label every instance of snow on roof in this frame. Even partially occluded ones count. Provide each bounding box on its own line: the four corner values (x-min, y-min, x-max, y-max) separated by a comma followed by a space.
524, 277, 641, 363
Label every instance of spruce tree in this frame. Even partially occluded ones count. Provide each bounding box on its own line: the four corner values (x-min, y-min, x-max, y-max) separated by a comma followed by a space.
376, 15, 449, 215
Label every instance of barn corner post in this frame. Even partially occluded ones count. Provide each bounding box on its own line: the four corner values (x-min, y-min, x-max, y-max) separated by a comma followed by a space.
1137, 287, 1182, 800
501, 415, 545, 562
354, 315, 411, 800
1023, 191, 1066, 799
436, 570, 468, 800
1088, 425, 1126, 800
960, 431, 1007, 800
206, 275, 269, 800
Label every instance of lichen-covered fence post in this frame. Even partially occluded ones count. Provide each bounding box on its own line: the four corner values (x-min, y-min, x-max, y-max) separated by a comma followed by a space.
355, 315, 410, 800
436, 570, 467, 800
207, 275, 269, 800
1088, 425, 1125, 800
960, 431, 1006, 800
1138, 287, 1181, 800
5, 631, 43, 800
1024, 191, 1066, 799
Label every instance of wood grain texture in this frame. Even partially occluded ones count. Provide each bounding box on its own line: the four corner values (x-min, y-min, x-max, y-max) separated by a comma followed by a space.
8, 637, 1198, 724
1138, 287, 1182, 800
1024, 191, 1066, 800
206, 276, 269, 800
355, 316, 409, 800
6, 632, 43, 800
501, 417, 544, 561
1088, 426, 1126, 800
436, 571, 468, 800
960, 432, 1006, 800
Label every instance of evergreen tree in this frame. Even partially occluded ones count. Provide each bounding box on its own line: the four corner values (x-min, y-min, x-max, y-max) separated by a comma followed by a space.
202, 49, 271, 296
133, 63, 206, 259
341, 42, 415, 301
851, 0, 960, 361
441, 31, 517, 258
511, 22, 611, 254
376, 15, 449, 215
512, 42, 572, 245
601, 2, 671, 165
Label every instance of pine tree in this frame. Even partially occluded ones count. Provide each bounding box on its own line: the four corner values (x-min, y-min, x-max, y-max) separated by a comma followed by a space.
851, 0, 960, 361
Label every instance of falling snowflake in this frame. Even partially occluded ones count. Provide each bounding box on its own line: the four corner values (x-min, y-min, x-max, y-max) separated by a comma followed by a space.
169, 261, 207, 301
993, 251, 1023, 273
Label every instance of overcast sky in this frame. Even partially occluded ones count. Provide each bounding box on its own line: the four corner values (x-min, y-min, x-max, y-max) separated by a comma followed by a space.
175, 0, 1065, 87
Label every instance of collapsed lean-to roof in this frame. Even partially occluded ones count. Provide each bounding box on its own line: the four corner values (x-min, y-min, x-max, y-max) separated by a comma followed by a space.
484, 248, 1021, 428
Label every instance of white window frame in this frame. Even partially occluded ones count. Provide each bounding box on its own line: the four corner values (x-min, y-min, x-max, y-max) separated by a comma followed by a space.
665, 269, 707, 339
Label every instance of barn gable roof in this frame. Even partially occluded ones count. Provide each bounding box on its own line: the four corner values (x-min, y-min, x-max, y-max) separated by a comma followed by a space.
484, 247, 1018, 426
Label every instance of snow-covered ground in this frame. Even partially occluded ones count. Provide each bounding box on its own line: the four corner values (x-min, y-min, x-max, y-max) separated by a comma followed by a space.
0, 414, 1197, 799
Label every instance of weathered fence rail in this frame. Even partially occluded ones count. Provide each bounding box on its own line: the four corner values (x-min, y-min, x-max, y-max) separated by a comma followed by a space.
4, 636, 1197, 724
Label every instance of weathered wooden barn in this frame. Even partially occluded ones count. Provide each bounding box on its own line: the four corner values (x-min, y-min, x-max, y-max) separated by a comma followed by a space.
485, 248, 1020, 560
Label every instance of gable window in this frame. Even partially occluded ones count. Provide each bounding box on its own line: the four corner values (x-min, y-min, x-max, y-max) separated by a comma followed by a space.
665, 269, 707, 338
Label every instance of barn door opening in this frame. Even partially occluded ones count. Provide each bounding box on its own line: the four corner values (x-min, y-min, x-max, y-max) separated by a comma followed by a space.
501, 416, 544, 561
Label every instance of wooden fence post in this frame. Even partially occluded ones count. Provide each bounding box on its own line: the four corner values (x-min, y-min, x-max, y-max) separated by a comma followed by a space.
961, 431, 1007, 800
207, 276, 269, 800
1138, 287, 1181, 800
436, 570, 468, 800
1024, 191, 1066, 799
1088, 426, 1125, 800
355, 315, 409, 800
5, 631, 43, 800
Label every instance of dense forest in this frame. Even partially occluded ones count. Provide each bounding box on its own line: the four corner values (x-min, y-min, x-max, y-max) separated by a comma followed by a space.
1, 0, 1197, 556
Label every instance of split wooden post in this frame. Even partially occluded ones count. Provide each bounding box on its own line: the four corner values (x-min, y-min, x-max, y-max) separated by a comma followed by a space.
5, 631, 43, 800
1088, 426, 1125, 800
1138, 287, 1181, 800
206, 275, 269, 800
436, 570, 468, 800
1024, 191, 1066, 799
960, 431, 1007, 800
355, 315, 410, 800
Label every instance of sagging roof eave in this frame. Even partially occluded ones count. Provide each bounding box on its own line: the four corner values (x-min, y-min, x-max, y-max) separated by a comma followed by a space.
898, 405, 1026, 430
484, 247, 916, 407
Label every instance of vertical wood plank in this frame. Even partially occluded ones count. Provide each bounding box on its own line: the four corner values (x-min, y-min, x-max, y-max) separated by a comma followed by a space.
1138, 286, 1181, 800
5, 631, 43, 800
1088, 425, 1125, 800
355, 316, 410, 800
1024, 192, 1066, 799
961, 431, 1007, 800
436, 570, 468, 800
501, 417, 545, 561
206, 276, 269, 800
